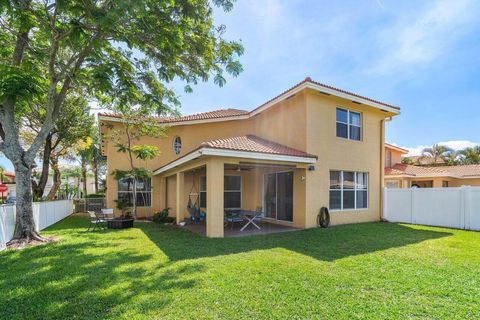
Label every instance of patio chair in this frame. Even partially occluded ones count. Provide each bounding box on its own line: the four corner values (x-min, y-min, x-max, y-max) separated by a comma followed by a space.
87, 211, 107, 231
254, 207, 265, 221
224, 210, 243, 229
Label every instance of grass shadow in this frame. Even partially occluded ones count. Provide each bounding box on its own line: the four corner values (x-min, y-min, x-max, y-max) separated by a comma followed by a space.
139, 220, 452, 262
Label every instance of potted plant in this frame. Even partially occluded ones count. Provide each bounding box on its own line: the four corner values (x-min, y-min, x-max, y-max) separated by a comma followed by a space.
109, 198, 134, 229
152, 208, 175, 225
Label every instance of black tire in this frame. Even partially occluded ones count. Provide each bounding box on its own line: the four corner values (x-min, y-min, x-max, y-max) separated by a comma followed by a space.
318, 207, 330, 228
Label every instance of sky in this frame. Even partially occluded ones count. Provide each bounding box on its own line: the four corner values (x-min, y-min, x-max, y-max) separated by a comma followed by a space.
1, 0, 480, 171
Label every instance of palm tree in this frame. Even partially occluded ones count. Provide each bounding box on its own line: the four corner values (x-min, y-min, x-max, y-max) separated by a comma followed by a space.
421, 144, 453, 165
0, 165, 5, 184
443, 151, 460, 166
459, 146, 480, 164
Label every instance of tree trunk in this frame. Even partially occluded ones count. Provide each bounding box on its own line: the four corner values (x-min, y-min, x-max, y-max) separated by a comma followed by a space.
46, 157, 61, 200
93, 157, 99, 194
81, 157, 87, 197
12, 164, 44, 242
32, 134, 52, 199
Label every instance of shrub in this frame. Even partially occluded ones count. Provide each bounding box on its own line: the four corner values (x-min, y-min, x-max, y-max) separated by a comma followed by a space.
153, 208, 175, 223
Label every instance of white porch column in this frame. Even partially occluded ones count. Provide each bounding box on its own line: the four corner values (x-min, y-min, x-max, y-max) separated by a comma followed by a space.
175, 172, 185, 224
206, 158, 224, 238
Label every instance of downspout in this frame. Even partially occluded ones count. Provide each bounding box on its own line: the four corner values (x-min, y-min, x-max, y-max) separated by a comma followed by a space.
380, 117, 392, 221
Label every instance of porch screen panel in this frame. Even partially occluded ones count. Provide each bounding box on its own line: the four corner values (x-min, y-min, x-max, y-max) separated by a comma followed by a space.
199, 176, 207, 208
199, 175, 241, 209
224, 176, 241, 209
264, 174, 276, 219
276, 172, 293, 222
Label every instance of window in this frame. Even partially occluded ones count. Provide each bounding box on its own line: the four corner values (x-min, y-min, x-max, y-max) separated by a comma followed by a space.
386, 180, 400, 188
442, 181, 449, 188
117, 177, 152, 207
172, 136, 182, 154
336, 108, 361, 141
198, 175, 242, 209
224, 175, 241, 209
329, 171, 368, 210
199, 176, 207, 208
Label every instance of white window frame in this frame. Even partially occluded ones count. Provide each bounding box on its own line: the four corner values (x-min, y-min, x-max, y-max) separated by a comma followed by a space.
117, 177, 152, 207
199, 175, 242, 209
329, 170, 368, 211
336, 107, 362, 141
385, 180, 400, 188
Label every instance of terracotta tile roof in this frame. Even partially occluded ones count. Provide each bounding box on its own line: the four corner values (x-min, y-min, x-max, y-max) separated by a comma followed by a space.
435, 164, 480, 177
385, 164, 452, 177
385, 143, 409, 154
98, 108, 248, 124
405, 155, 446, 165
250, 77, 400, 114
200, 135, 317, 159
99, 77, 399, 127
385, 163, 480, 178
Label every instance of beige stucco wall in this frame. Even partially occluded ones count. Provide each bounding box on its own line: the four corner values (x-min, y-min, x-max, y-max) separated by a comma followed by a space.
385, 148, 404, 168
103, 88, 392, 228
304, 90, 386, 226
386, 176, 480, 189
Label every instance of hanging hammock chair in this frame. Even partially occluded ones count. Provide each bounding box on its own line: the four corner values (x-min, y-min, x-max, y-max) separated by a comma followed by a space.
187, 171, 201, 223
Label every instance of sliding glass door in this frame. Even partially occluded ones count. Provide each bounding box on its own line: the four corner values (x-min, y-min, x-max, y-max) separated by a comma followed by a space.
263, 172, 293, 222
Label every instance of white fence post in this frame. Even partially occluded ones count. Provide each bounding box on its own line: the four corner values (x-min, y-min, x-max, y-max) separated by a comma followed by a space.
463, 186, 471, 230
411, 187, 416, 224
384, 186, 480, 231
0, 199, 73, 245
383, 187, 387, 221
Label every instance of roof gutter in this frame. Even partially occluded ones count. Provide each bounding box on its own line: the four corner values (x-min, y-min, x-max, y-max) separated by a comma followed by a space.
153, 147, 317, 175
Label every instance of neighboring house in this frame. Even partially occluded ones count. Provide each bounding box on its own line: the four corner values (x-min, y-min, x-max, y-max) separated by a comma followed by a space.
0, 170, 16, 199
33, 165, 97, 198
384, 144, 480, 188
99, 77, 400, 237
404, 155, 446, 166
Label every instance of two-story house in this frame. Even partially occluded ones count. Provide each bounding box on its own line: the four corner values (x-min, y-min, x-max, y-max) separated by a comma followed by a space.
99, 77, 400, 237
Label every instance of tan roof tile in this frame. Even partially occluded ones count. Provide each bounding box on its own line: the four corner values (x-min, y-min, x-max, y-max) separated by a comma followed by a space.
99, 78, 399, 127
200, 135, 317, 159
98, 108, 248, 124
385, 164, 452, 177
385, 163, 480, 178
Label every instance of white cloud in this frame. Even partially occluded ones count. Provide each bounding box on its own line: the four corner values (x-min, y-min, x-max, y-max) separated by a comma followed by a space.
399, 140, 480, 156
370, 0, 477, 75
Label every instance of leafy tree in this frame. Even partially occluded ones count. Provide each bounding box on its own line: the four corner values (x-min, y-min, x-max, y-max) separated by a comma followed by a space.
421, 144, 453, 164
59, 166, 82, 199
76, 136, 94, 197
401, 157, 414, 165
88, 132, 106, 194
0, 0, 242, 242
443, 151, 460, 166
22, 93, 94, 199
459, 146, 480, 165
107, 108, 166, 217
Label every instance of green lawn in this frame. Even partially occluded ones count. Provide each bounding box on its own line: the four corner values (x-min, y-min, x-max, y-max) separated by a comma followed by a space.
1, 217, 480, 319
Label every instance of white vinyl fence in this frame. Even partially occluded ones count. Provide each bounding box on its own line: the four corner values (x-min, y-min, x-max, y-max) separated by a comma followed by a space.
383, 187, 480, 231
0, 199, 73, 250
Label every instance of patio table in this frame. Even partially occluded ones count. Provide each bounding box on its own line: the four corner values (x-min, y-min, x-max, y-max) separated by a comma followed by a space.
225, 209, 263, 231
97, 208, 114, 220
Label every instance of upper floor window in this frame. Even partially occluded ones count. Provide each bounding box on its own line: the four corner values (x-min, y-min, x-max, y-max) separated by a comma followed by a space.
172, 136, 182, 154
336, 108, 361, 141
